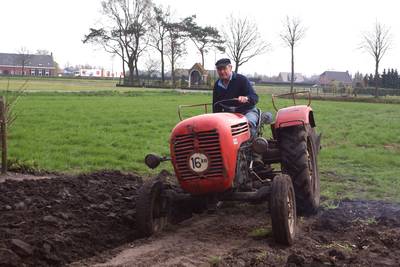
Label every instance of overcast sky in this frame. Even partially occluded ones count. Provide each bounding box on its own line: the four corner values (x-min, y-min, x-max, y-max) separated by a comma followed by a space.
0, 0, 399, 76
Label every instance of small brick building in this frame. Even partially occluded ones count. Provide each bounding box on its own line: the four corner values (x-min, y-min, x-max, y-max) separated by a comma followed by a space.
188, 63, 209, 87
0, 53, 56, 76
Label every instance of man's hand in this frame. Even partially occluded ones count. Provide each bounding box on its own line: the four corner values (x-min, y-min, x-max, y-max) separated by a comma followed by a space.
237, 96, 249, 103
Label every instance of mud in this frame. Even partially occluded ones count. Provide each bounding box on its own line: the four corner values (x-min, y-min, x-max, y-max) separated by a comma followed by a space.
0, 171, 399, 267
219, 200, 400, 267
0, 171, 141, 266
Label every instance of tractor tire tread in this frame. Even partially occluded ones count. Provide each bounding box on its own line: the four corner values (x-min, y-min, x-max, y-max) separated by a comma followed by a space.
136, 177, 162, 237
270, 174, 296, 245
278, 125, 319, 216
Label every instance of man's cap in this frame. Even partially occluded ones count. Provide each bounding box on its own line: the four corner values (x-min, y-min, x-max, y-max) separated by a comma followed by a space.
215, 58, 231, 68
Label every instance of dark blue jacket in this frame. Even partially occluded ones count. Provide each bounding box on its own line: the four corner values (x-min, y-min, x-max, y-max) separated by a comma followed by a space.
212, 72, 259, 114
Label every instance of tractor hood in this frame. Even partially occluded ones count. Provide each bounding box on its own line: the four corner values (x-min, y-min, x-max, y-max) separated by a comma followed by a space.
171, 113, 248, 137
169, 113, 251, 194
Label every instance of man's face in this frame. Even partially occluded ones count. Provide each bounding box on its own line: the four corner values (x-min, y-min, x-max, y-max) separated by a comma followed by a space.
217, 64, 232, 80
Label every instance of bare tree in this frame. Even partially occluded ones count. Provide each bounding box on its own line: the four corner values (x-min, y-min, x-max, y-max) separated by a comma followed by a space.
144, 57, 159, 77
148, 5, 170, 83
83, 0, 152, 84
360, 21, 392, 97
0, 79, 28, 173
166, 20, 188, 88
223, 15, 269, 73
280, 16, 306, 93
17, 47, 31, 76
84, 27, 126, 76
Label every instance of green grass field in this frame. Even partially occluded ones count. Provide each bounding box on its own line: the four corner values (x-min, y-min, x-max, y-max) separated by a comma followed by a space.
1, 78, 400, 202
0, 76, 119, 91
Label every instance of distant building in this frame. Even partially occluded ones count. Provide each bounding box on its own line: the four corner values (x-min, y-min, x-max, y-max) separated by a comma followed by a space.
277, 72, 305, 83
61, 66, 79, 77
188, 63, 209, 87
170, 63, 217, 87
79, 68, 104, 77
319, 71, 352, 86
0, 52, 55, 76
307, 75, 320, 84
59, 67, 120, 78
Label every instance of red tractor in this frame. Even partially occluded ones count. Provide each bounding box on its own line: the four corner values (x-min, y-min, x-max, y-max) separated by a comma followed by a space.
136, 91, 321, 245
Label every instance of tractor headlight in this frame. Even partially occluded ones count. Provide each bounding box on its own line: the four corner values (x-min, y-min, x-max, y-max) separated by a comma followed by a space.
144, 153, 162, 169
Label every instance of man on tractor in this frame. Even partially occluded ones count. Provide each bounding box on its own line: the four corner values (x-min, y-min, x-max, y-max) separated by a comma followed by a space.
138, 59, 321, 245
213, 58, 271, 136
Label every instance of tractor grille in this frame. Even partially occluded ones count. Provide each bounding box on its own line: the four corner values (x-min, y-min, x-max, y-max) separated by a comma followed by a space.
174, 129, 223, 180
231, 122, 249, 136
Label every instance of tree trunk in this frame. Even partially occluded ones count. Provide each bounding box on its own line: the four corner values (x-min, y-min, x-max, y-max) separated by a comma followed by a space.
171, 61, 175, 88
201, 50, 205, 67
235, 61, 239, 73
121, 55, 126, 79
135, 59, 139, 78
160, 44, 165, 83
128, 60, 135, 86
374, 60, 379, 98
0, 97, 7, 174
120, 44, 126, 78
291, 45, 294, 93
171, 46, 175, 87
170, 41, 176, 88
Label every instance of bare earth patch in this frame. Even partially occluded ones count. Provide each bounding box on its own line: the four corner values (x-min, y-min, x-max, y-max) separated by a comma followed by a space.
0, 171, 399, 267
383, 143, 400, 152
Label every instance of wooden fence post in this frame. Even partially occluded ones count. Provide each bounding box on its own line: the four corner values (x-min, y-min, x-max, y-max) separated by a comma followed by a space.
0, 96, 7, 174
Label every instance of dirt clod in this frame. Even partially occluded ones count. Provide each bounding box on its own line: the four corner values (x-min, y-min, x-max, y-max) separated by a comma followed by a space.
286, 253, 305, 266
10, 238, 34, 257
0, 248, 22, 267
0, 170, 141, 266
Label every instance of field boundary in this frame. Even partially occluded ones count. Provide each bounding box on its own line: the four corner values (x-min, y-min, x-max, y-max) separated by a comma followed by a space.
288, 95, 400, 104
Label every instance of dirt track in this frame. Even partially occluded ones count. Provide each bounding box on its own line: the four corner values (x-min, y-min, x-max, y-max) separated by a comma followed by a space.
0, 171, 399, 267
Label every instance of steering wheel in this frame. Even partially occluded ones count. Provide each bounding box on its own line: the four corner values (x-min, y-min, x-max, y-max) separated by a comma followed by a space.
213, 98, 245, 113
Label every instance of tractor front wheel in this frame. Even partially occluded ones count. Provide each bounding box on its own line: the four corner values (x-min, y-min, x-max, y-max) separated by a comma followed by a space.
270, 174, 296, 246
136, 177, 169, 237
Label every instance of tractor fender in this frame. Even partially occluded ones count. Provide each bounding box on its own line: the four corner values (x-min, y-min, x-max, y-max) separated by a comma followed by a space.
274, 105, 315, 129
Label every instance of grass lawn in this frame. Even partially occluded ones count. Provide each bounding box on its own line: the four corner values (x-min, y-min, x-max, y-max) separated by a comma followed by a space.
0, 76, 119, 91
4, 90, 400, 202
1, 76, 399, 202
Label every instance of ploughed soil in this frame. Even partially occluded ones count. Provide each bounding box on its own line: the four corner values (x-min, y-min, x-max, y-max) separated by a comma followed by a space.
0, 171, 399, 267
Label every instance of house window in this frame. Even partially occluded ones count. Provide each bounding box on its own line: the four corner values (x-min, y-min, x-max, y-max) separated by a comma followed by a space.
38, 69, 43, 76
31, 69, 35, 76
45, 70, 50, 76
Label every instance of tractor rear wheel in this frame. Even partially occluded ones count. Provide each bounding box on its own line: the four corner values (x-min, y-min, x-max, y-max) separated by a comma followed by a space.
278, 125, 320, 216
136, 177, 169, 237
270, 174, 296, 245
